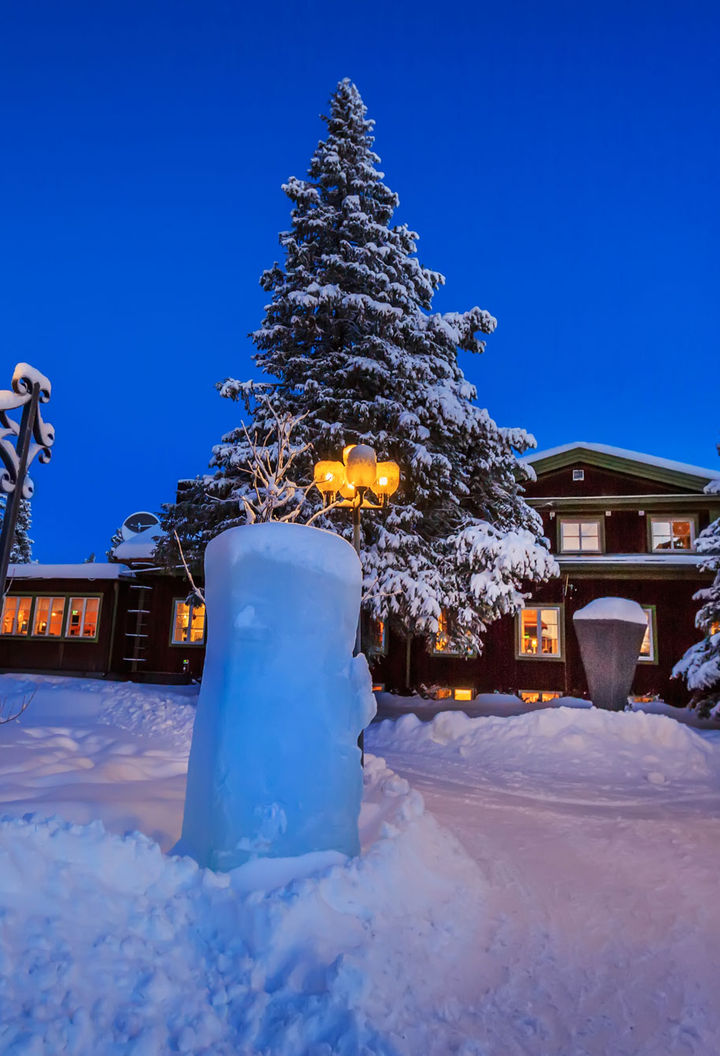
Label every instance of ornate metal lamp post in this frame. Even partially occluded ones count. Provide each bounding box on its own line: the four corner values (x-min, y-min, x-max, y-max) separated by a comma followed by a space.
0, 364, 55, 598
313, 443, 400, 650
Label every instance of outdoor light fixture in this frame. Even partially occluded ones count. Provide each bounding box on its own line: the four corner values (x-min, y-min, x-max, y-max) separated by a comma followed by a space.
313, 444, 400, 512
312, 441, 401, 764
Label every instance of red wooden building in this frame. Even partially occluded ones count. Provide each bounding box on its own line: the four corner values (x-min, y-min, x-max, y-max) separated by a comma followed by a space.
0, 443, 717, 706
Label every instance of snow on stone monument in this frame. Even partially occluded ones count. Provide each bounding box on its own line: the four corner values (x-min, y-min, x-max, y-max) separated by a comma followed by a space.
175, 522, 376, 870
573, 597, 648, 711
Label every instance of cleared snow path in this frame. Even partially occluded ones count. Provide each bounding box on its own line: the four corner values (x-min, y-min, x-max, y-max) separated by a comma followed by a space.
367, 711, 720, 1056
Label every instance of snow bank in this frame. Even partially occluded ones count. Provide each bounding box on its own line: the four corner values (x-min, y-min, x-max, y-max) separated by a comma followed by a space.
0, 756, 485, 1056
369, 706, 720, 802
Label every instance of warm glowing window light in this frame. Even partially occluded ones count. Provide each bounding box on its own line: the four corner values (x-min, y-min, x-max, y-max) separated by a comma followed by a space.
453, 688, 474, 702
66, 597, 100, 638
33, 597, 66, 637
172, 600, 206, 645
0, 596, 32, 636
434, 687, 452, 700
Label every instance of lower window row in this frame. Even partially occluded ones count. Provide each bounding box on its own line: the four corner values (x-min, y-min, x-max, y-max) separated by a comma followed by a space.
518, 604, 657, 663
1, 595, 101, 639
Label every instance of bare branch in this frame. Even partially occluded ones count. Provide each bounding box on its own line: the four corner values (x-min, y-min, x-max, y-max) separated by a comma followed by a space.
173, 530, 206, 606
0, 689, 36, 725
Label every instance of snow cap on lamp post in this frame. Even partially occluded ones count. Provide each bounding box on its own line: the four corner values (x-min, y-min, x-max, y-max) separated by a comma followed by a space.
345, 444, 377, 489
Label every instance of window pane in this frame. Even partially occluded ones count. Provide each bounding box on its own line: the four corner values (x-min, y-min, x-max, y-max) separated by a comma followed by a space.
651, 520, 672, 550
82, 598, 99, 637
33, 597, 50, 635
671, 520, 692, 550
521, 609, 539, 654
188, 603, 205, 643
434, 610, 449, 653
49, 598, 66, 637
66, 598, 86, 638
540, 608, 559, 655
579, 523, 600, 551
173, 602, 190, 644
561, 524, 580, 550
639, 609, 653, 660
1, 597, 30, 636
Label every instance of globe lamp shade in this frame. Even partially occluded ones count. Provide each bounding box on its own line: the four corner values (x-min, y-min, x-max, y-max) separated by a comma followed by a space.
345, 444, 377, 488
373, 461, 400, 498
313, 460, 346, 494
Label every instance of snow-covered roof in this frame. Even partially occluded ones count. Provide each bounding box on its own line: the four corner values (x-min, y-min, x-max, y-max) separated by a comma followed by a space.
556, 553, 708, 568
112, 525, 164, 563
522, 442, 720, 487
7, 564, 125, 580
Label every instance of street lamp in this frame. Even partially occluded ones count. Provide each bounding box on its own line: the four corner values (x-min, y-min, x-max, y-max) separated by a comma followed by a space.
313, 442, 400, 764
313, 443, 400, 556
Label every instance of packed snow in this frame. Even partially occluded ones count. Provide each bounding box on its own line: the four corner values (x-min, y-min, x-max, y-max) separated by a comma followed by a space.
573, 596, 647, 625
1, 674, 720, 1053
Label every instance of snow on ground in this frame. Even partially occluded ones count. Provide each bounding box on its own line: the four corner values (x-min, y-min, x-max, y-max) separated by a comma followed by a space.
1, 675, 720, 1053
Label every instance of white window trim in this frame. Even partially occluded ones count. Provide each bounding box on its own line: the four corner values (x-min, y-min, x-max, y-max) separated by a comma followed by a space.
557, 516, 604, 554
171, 598, 207, 646
516, 605, 564, 661
637, 605, 657, 664
648, 515, 697, 553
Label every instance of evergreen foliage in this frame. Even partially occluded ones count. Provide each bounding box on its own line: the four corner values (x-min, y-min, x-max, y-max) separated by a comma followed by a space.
0, 496, 33, 563
673, 467, 720, 717
160, 79, 556, 652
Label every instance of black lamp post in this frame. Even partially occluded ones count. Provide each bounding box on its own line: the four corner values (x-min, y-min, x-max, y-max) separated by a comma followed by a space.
0, 364, 55, 599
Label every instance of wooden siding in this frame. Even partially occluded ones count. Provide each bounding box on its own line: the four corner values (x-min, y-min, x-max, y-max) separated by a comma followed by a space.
524, 463, 691, 498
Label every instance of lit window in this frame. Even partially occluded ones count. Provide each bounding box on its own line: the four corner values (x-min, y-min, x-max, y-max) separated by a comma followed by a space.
434, 687, 453, 700
519, 690, 562, 704
366, 617, 387, 656
432, 610, 475, 657
518, 607, 562, 658
638, 606, 656, 663
66, 597, 101, 638
559, 518, 602, 553
33, 597, 66, 637
172, 599, 206, 645
649, 518, 694, 552
453, 688, 474, 701
1, 596, 32, 636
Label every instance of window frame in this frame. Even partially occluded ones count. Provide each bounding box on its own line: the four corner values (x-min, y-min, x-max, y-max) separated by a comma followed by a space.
430, 610, 477, 658
364, 615, 388, 657
647, 515, 697, 553
516, 604, 565, 661
0, 594, 34, 637
32, 596, 67, 638
170, 598, 207, 647
0, 593, 103, 643
556, 516, 605, 554
637, 604, 658, 665
519, 690, 562, 704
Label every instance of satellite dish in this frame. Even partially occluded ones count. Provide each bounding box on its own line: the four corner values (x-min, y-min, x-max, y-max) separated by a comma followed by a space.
120, 511, 160, 541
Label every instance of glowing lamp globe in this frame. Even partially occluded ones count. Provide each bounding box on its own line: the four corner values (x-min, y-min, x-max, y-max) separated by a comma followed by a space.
373, 461, 400, 498
314, 460, 346, 495
345, 445, 377, 488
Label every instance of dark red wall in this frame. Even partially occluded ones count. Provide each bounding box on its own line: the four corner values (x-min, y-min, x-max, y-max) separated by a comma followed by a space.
524, 462, 693, 498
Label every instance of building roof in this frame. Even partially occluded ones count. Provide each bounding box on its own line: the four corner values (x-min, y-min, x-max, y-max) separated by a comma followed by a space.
7, 563, 125, 580
112, 525, 164, 563
522, 442, 720, 491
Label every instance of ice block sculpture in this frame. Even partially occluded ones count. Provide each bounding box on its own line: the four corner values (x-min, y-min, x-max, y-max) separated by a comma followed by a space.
573, 597, 648, 711
175, 522, 376, 870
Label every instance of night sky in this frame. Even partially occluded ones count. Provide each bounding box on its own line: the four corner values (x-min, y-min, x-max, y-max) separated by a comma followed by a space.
1, 0, 718, 562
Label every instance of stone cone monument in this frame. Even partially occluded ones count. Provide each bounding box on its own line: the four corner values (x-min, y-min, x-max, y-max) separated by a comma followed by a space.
174, 522, 376, 871
573, 596, 648, 711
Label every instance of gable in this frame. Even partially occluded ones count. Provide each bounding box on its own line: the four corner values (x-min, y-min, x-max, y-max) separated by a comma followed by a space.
522, 443, 719, 497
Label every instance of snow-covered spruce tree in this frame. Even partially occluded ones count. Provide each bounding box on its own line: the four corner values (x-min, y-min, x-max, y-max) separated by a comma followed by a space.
673, 473, 720, 717
0, 496, 33, 563
163, 79, 556, 653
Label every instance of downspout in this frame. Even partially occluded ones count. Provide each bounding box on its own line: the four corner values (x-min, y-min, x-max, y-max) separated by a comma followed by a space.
106, 579, 120, 677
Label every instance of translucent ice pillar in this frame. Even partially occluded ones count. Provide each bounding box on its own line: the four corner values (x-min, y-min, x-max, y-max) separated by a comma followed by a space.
174, 522, 376, 870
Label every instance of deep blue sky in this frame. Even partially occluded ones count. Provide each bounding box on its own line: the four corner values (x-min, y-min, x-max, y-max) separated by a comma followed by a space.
1, 0, 718, 562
